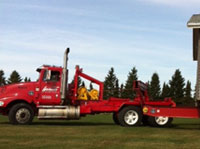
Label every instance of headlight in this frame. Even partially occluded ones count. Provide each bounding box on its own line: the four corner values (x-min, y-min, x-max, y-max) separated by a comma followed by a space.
0, 101, 4, 106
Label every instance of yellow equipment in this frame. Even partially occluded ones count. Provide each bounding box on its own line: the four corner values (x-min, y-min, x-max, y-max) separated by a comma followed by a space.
77, 87, 88, 100
89, 89, 99, 100
77, 87, 99, 100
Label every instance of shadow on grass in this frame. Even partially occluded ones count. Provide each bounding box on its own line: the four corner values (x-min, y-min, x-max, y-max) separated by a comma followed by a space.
0, 121, 116, 126
168, 123, 200, 130
138, 123, 200, 130
33, 121, 115, 126
1, 121, 200, 129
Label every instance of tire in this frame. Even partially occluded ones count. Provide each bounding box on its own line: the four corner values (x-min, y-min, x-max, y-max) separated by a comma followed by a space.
8, 103, 34, 125
112, 113, 120, 125
118, 106, 142, 127
148, 116, 173, 127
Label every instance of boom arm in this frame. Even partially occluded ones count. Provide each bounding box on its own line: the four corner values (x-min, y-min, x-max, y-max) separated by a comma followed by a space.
73, 66, 104, 101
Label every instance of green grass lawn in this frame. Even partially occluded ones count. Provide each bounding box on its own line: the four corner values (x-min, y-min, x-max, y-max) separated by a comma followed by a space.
0, 114, 200, 149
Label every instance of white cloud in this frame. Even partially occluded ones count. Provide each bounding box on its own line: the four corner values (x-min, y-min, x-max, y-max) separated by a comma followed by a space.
1, 2, 92, 17
140, 0, 200, 7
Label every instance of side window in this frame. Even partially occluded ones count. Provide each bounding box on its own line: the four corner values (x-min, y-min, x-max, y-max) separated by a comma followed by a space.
43, 70, 60, 82
50, 71, 60, 82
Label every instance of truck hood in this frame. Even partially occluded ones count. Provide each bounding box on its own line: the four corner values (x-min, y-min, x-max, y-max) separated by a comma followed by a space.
0, 82, 37, 99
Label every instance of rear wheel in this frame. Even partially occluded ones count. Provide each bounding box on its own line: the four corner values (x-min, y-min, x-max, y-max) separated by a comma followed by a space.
112, 113, 120, 125
8, 103, 34, 125
118, 106, 142, 127
148, 116, 173, 127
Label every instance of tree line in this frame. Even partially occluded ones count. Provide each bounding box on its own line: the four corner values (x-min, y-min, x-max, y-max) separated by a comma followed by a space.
0, 68, 194, 105
103, 67, 194, 106
0, 70, 31, 85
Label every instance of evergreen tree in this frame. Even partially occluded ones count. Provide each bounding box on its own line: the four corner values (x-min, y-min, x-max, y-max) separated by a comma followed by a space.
103, 67, 118, 99
113, 79, 119, 98
122, 67, 138, 99
148, 73, 161, 100
120, 84, 124, 98
185, 80, 192, 99
169, 69, 185, 103
24, 77, 28, 82
146, 81, 150, 96
7, 70, 22, 84
0, 70, 6, 86
24, 77, 31, 82
71, 76, 82, 88
182, 80, 195, 106
81, 81, 85, 87
161, 82, 170, 99
89, 82, 93, 91
194, 84, 197, 99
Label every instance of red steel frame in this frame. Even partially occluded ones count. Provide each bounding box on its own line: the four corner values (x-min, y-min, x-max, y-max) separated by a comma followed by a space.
68, 66, 200, 119
132, 81, 200, 119
143, 106, 200, 119
69, 66, 177, 116
72, 65, 104, 101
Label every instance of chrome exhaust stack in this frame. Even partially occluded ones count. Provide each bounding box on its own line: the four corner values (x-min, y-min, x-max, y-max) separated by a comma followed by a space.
60, 48, 70, 101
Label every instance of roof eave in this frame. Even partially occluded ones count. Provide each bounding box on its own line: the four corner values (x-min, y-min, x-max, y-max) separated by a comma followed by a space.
187, 23, 200, 28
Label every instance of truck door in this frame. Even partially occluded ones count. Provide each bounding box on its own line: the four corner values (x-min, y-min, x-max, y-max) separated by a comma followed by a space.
39, 70, 61, 105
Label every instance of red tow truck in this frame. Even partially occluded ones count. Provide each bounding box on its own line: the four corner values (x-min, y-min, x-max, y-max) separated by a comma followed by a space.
0, 48, 176, 127
1, 14, 200, 127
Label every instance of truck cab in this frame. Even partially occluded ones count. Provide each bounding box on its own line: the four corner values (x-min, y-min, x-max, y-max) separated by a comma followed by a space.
36, 65, 63, 105
0, 65, 63, 110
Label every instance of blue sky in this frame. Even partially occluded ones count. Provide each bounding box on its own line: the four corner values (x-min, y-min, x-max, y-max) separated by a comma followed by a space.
0, 0, 200, 88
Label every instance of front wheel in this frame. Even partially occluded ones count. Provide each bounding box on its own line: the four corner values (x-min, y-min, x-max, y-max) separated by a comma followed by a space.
8, 103, 34, 125
148, 116, 173, 127
118, 106, 142, 127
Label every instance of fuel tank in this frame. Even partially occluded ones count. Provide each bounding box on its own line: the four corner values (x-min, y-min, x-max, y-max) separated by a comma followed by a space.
38, 105, 80, 119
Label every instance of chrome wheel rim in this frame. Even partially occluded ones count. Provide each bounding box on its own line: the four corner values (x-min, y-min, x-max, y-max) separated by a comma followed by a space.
16, 108, 31, 124
124, 110, 139, 125
155, 117, 169, 125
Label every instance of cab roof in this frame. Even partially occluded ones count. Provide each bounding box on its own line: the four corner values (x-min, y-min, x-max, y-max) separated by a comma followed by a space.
36, 65, 62, 72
